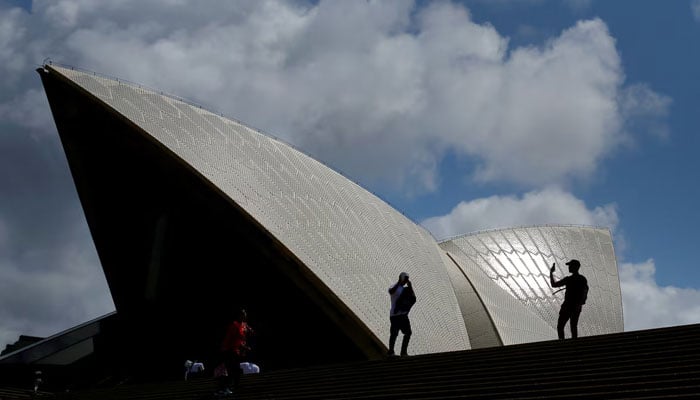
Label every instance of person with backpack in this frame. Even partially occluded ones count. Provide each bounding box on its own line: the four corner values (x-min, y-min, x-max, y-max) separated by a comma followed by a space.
550, 259, 589, 339
387, 272, 416, 356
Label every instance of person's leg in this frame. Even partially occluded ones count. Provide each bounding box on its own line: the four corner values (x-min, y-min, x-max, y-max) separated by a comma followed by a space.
570, 305, 582, 338
232, 354, 243, 392
215, 352, 229, 392
221, 352, 237, 393
388, 316, 399, 355
399, 315, 412, 356
557, 306, 571, 340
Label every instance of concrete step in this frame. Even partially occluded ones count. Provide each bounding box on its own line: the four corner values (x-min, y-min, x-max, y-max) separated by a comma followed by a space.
54, 323, 700, 400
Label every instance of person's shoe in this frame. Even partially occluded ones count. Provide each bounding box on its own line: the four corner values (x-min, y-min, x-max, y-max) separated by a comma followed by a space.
400, 352, 409, 357
387, 350, 396, 357
214, 388, 233, 397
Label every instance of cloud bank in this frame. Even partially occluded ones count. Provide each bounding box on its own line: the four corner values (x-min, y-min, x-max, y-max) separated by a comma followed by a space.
2, 1, 669, 190
421, 187, 618, 240
620, 260, 700, 331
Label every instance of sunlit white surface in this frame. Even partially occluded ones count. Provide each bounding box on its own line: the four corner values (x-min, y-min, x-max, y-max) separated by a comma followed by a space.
440, 226, 624, 338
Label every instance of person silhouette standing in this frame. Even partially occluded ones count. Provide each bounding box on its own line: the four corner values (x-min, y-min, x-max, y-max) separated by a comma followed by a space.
215, 308, 254, 397
387, 272, 415, 356
550, 259, 589, 339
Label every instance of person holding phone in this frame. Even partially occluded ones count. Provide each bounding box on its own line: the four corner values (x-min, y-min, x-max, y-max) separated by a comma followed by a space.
550, 260, 589, 339
387, 272, 415, 356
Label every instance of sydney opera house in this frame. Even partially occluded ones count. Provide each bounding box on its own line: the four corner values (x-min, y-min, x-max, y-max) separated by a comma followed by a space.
0, 64, 623, 385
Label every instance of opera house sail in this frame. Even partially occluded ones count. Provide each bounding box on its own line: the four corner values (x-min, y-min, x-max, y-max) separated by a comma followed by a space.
440, 226, 623, 348
16, 64, 623, 377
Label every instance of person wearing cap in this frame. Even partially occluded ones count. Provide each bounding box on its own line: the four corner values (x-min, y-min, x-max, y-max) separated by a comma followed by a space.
550, 259, 589, 339
387, 272, 415, 356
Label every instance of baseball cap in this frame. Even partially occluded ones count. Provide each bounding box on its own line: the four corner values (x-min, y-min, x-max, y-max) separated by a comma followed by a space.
565, 259, 581, 268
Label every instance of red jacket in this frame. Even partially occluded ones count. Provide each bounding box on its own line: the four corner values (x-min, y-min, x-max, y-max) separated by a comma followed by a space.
220, 321, 250, 355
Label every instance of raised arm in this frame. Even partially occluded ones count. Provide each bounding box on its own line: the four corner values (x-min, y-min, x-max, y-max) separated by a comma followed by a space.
550, 263, 565, 287
388, 281, 400, 294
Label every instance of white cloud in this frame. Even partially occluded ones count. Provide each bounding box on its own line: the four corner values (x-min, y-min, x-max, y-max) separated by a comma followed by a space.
620, 259, 700, 331
421, 187, 618, 240
0, 88, 54, 132
0, 7, 29, 88
466, 18, 624, 185
0, 232, 114, 351
0, 1, 670, 192
692, 0, 700, 22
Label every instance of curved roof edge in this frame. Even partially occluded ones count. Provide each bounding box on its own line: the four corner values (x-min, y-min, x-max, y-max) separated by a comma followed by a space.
437, 223, 614, 244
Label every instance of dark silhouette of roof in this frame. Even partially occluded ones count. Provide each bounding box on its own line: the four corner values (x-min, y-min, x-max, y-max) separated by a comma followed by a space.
1, 336, 44, 357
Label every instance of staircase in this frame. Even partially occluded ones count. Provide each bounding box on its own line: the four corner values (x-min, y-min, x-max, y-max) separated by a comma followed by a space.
55, 323, 700, 399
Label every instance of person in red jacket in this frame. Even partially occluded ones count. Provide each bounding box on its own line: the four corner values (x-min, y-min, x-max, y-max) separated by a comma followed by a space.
215, 308, 254, 397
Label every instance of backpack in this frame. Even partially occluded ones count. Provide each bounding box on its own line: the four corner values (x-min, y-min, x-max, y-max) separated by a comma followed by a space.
395, 286, 416, 314
574, 275, 589, 305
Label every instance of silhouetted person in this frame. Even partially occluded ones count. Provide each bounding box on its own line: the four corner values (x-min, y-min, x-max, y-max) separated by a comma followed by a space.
550, 259, 589, 339
215, 308, 254, 397
388, 272, 416, 356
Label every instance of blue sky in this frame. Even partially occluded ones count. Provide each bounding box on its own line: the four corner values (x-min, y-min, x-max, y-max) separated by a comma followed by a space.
447, 0, 700, 289
1, 0, 700, 350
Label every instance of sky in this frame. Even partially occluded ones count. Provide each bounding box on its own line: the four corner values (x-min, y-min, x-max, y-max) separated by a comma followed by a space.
1, 0, 700, 351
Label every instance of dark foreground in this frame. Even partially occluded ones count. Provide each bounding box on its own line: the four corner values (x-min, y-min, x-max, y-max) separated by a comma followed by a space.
3, 323, 700, 399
